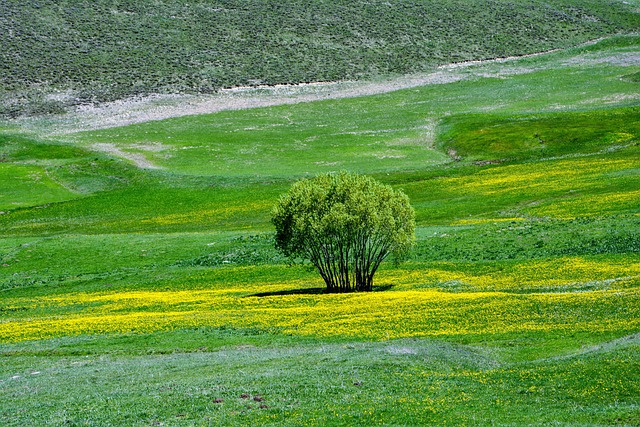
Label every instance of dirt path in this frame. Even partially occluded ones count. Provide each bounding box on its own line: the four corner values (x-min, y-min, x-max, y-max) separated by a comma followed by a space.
92, 143, 162, 169
52, 71, 469, 135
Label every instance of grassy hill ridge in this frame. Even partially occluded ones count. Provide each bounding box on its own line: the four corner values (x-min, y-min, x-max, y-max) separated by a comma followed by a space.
2, 0, 639, 117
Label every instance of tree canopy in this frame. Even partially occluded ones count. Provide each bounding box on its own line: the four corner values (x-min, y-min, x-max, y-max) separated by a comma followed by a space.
272, 172, 415, 292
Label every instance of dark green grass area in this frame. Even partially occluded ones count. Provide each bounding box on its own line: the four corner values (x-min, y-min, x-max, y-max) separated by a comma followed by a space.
0, 232, 298, 296
414, 214, 640, 263
625, 71, 640, 82
0, 132, 141, 204
437, 107, 640, 161
0, 179, 286, 236
1, 337, 639, 426
2, 0, 639, 117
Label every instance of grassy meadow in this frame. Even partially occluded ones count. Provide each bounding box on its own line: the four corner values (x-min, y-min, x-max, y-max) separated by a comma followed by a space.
1, 34, 639, 425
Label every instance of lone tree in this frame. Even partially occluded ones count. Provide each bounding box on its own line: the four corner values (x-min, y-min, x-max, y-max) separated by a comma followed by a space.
272, 172, 415, 292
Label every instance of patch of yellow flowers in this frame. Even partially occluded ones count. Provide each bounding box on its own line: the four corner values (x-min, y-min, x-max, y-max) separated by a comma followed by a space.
447, 158, 637, 197
2, 255, 638, 343
435, 156, 640, 219
528, 189, 640, 219
383, 256, 640, 292
141, 201, 271, 227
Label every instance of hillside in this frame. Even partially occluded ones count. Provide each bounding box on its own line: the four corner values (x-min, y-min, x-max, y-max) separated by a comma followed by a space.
1, 0, 640, 117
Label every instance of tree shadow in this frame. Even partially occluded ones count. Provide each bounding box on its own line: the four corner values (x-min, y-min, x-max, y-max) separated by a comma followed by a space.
373, 284, 394, 292
246, 284, 394, 297
247, 287, 326, 297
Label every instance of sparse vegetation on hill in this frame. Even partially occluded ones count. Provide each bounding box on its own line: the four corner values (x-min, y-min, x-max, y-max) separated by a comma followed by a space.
2, 0, 640, 116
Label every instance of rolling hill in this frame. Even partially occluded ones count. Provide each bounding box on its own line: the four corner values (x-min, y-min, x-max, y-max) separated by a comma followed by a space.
1, 0, 639, 116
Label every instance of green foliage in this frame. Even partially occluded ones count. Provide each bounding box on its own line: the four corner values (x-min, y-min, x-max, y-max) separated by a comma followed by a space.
2, 0, 640, 116
273, 172, 415, 292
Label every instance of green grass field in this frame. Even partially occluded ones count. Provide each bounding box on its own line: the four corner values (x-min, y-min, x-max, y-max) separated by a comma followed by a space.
1, 34, 639, 425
